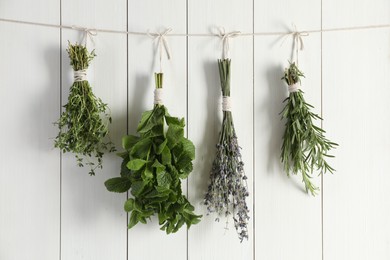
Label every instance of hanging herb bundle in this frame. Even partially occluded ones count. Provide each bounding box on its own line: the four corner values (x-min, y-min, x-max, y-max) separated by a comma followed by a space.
204, 59, 250, 242
280, 62, 338, 195
54, 42, 115, 176
105, 73, 201, 233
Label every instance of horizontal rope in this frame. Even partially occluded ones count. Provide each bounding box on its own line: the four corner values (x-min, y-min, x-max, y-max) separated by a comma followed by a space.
1, 17, 390, 37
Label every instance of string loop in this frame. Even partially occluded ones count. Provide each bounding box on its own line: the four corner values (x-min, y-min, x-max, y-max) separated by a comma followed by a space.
218, 27, 241, 59
71, 25, 98, 46
148, 28, 172, 72
281, 24, 309, 64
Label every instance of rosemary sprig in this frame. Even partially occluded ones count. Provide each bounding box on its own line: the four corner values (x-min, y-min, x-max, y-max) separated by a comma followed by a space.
54, 42, 115, 175
204, 59, 250, 242
280, 62, 338, 195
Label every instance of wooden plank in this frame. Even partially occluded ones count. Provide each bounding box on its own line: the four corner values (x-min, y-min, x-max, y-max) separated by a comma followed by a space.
0, 2, 60, 259
323, 30, 390, 260
323, 0, 390, 28
127, 1, 188, 259
323, 3, 390, 259
60, 1, 128, 260
254, 1, 322, 259
187, 0, 254, 259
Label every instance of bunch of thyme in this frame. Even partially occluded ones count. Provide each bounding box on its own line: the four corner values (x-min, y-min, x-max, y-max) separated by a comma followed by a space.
280, 62, 338, 195
204, 59, 250, 242
54, 42, 115, 175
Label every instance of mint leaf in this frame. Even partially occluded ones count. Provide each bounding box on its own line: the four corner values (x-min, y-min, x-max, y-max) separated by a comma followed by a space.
124, 198, 135, 212
165, 115, 185, 127
127, 159, 148, 171
104, 177, 131, 193
128, 211, 139, 229
122, 135, 140, 150
166, 124, 184, 149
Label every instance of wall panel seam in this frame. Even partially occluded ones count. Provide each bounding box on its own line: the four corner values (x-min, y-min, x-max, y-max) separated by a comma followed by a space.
126, 0, 129, 259
186, 0, 189, 259
252, 0, 256, 258
59, 0, 63, 259
320, 0, 324, 259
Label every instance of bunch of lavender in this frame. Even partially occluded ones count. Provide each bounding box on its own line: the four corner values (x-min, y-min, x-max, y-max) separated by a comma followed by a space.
204, 59, 250, 242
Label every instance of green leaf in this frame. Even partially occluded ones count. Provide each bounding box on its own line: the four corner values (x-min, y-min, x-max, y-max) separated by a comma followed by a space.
136, 110, 153, 132
151, 159, 165, 169
157, 170, 172, 188
127, 159, 148, 171
122, 135, 140, 150
165, 115, 185, 127
161, 146, 172, 165
124, 198, 135, 212
156, 139, 168, 154
120, 157, 131, 177
130, 138, 152, 159
105, 177, 131, 193
128, 211, 139, 229
141, 165, 154, 181
131, 181, 145, 197
166, 124, 184, 149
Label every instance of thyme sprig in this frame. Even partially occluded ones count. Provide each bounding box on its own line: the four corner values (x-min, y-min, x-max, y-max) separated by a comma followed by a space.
204, 59, 250, 242
54, 42, 115, 175
280, 62, 338, 195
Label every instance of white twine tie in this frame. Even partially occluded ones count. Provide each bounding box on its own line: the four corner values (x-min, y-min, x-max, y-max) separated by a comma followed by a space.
281, 24, 309, 64
72, 26, 98, 46
74, 70, 87, 82
218, 27, 241, 59
154, 88, 164, 105
222, 96, 232, 111
148, 28, 172, 72
288, 83, 299, 93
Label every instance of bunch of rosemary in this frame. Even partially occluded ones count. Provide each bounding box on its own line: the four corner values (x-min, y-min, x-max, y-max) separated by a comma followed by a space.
54, 42, 115, 176
105, 73, 201, 233
280, 62, 338, 195
204, 59, 250, 242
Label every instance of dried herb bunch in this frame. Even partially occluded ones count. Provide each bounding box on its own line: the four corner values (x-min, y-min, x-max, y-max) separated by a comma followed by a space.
280, 62, 338, 195
54, 42, 115, 176
204, 59, 250, 242
105, 73, 201, 234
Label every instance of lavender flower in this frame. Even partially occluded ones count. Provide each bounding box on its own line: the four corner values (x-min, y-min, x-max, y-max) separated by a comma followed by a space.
204, 59, 250, 242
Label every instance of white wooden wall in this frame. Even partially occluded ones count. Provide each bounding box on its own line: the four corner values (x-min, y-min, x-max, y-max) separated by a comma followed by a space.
0, 1, 389, 260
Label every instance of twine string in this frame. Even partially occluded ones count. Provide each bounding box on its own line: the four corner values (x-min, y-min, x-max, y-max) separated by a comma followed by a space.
71, 26, 98, 46
222, 96, 232, 111
74, 69, 87, 82
154, 88, 164, 105
0, 17, 389, 37
148, 28, 172, 72
218, 27, 241, 59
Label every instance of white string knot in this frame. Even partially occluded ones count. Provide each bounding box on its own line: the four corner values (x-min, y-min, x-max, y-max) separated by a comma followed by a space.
288, 83, 299, 93
148, 28, 172, 72
74, 70, 87, 82
72, 26, 98, 46
154, 88, 164, 105
222, 96, 232, 111
281, 24, 309, 64
218, 27, 241, 59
